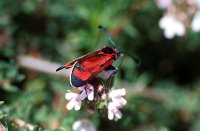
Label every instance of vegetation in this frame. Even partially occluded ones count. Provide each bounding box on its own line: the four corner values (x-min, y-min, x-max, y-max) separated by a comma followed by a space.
0, 0, 200, 130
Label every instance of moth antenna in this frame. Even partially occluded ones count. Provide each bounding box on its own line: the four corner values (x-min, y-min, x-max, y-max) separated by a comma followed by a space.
98, 25, 116, 48
120, 51, 142, 67
56, 65, 66, 72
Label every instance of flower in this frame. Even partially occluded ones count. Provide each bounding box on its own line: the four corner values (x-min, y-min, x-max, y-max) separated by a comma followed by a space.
107, 88, 127, 120
72, 119, 96, 131
65, 92, 82, 110
191, 11, 200, 32
65, 84, 94, 110
156, 0, 172, 9
195, 0, 200, 7
109, 88, 127, 108
78, 84, 94, 101
159, 15, 185, 39
108, 102, 123, 120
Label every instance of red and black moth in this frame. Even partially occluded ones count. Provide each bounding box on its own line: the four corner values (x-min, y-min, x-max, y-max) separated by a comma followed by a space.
56, 25, 139, 87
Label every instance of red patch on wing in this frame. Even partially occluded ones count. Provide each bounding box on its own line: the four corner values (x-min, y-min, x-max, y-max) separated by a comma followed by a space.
72, 54, 115, 82
73, 68, 91, 81
64, 48, 104, 69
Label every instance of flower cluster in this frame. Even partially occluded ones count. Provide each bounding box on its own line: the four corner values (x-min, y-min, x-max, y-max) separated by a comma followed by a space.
65, 84, 94, 111
156, 0, 200, 39
65, 67, 127, 120
108, 88, 127, 120
159, 15, 185, 39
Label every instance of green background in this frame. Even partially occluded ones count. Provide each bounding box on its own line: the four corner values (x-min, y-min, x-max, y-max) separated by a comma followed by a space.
1, 0, 200, 131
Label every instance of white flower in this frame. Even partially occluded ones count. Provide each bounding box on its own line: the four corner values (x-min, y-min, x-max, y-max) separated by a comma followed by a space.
107, 88, 127, 120
65, 92, 83, 110
159, 15, 185, 39
156, 0, 172, 9
108, 102, 123, 120
78, 84, 94, 101
191, 11, 200, 32
65, 84, 94, 110
72, 119, 96, 131
195, 0, 200, 7
109, 88, 127, 108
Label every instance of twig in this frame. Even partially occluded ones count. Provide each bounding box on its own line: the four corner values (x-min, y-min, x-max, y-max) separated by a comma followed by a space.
17, 55, 70, 78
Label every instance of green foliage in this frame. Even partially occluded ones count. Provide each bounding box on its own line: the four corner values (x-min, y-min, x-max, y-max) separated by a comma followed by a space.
0, 0, 200, 130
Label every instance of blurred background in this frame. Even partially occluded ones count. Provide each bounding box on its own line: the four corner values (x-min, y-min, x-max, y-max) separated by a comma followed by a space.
0, 0, 200, 130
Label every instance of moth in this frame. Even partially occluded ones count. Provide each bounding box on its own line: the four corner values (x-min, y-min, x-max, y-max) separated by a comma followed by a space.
56, 25, 139, 87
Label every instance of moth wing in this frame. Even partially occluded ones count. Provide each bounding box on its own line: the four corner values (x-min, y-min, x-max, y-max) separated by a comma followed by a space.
65, 48, 103, 69
70, 62, 87, 87
70, 53, 114, 88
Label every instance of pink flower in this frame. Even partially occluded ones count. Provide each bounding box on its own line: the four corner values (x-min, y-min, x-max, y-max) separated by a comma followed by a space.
108, 102, 122, 120
65, 84, 94, 110
109, 88, 127, 108
159, 15, 185, 39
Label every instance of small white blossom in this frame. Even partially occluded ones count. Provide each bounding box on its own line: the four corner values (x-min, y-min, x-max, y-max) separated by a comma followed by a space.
191, 11, 200, 32
108, 102, 122, 120
107, 88, 127, 120
109, 88, 127, 108
156, 0, 172, 9
78, 84, 94, 101
65, 92, 82, 110
159, 15, 185, 39
65, 84, 94, 110
195, 0, 200, 7
72, 119, 96, 131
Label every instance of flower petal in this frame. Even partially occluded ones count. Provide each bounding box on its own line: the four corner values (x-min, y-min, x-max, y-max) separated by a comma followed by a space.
108, 102, 124, 120
114, 109, 122, 119
108, 109, 114, 120
191, 11, 200, 32
156, 0, 172, 9
159, 15, 185, 39
164, 29, 175, 39
87, 85, 94, 101
175, 21, 185, 36
74, 100, 82, 111
108, 102, 115, 120
66, 99, 76, 110
112, 97, 127, 108
78, 90, 88, 100
65, 92, 78, 100
109, 88, 126, 98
